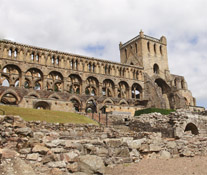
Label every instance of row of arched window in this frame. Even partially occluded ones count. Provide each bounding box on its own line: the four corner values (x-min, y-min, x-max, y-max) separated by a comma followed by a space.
1, 64, 143, 100
147, 42, 163, 55
5, 47, 142, 80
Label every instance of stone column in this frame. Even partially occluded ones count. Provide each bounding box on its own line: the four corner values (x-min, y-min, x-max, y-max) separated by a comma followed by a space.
20, 72, 25, 88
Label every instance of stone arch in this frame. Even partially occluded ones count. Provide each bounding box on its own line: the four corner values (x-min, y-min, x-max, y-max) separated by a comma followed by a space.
131, 83, 142, 99
155, 78, 171, 94
103, 98, 114, 105
69, 97, 81, 112
27, 91, 40, 98
153, 64, 159, 74
184, 123, 199, 135
85, 76, 99, 96
34, 101, 50, 110
0, 90, 20, 105
68, 74, 82, 94
118, 81, 129, 98
155, 78, 171, 108
86, 98, 97, 113
48, 93, 61, 100
47, 71, 64, 92
2, 64, 21, 87
102, 79, 115, 97
119, 99, 128, 106
25, 68, 43, 90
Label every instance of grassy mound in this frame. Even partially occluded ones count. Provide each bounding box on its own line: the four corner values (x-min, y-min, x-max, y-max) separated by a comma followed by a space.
134, 108, 175, 116
0, 105, 97, 124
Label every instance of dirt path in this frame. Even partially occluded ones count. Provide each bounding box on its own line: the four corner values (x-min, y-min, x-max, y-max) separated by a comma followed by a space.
105, 156, 207, 175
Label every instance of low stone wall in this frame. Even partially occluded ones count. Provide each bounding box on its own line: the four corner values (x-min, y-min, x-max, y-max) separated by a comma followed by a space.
1, 114, 207, 175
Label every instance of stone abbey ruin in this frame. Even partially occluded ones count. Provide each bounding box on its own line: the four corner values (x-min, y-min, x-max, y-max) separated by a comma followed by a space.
0, 30, 203, 114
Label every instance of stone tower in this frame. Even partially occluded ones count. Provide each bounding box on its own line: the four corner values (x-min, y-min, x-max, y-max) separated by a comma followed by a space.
119, 30, 170, 80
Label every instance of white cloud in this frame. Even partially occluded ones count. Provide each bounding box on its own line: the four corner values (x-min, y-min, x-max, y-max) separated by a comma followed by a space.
0, 0, 206, 108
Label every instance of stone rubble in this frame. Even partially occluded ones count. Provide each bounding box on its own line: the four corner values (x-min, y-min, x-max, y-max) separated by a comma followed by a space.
0, 111, 207, 174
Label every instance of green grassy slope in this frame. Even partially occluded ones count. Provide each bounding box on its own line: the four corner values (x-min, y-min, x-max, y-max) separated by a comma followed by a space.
0, 105, 97, 124
134, 108, 175, 116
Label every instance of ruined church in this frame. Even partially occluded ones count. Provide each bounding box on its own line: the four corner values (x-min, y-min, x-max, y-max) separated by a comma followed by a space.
0, 30, 199, 114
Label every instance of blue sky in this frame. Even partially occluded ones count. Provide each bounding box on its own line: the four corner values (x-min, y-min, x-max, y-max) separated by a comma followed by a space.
0, 0, 206, 108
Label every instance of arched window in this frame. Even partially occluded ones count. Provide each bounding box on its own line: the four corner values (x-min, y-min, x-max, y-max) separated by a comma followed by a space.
51, 56, 55, 64
153, 64, 159, 74
88, 63, 92, 72
69, 74, 82, 94
14, 49, 18, 58
154, 44, 156, 54
70, 98, 80, 112
56, 57, 59, 65
31, 53, 34, 61
147, 42, 150, 52
160, 45, 163, 55
8, 49, 12, 57
131, 83, 142, 99
181, 80, 185, 89
36, 54, 39, 62
125, 48, 127, 59
135, 43, 138, 53
2, 78, 10, 87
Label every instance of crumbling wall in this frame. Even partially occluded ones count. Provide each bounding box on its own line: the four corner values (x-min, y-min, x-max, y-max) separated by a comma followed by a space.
1, 114, 207, 175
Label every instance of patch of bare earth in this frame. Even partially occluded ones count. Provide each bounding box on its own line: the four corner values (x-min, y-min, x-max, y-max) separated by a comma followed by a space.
106, 156, 207, 175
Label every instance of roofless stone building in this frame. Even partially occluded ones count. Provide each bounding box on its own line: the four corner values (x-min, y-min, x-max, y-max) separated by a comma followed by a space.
0, 31, 201, 114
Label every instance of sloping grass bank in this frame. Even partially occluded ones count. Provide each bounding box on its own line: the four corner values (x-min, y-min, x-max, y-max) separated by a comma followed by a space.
134, 108, 175, 116
0, 105, 97, 124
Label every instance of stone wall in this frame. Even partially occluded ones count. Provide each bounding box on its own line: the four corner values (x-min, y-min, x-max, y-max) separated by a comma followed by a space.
1, 113, 207, 175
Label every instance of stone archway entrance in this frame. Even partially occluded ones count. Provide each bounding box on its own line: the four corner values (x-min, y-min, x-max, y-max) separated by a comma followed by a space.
34, 101, 50, 110
184, 123, 199, 135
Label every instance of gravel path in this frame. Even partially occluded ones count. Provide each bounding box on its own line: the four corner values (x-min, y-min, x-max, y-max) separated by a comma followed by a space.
105, 156, 207, 175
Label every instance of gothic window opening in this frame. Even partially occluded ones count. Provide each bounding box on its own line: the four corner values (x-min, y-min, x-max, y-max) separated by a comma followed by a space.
52, 56, 55, 65
31, 53, 34, 61
14, 80, 19, 87
154, 44, 156, 54
8, 49, 12, 57
160, 45, 163, 55
125, 48, 127, 59
131, 83, 142, 99
102, 79, 114, 97
147, 42, 150, 52
56, 57, 59, 65
34, 81, 41, 90
153, 64, 159, 74
14, 49, 17, 58
36, 54, 39, 62
118, 81, 129, 98
69, 74, 82, 94
135, 43, 138, 53
70, 98, 80, 112
1, 78, 10, 87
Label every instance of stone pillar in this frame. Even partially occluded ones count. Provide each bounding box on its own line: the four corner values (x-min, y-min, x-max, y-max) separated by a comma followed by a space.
20, 72, 25, 88
42, 75, 48, 90
99, 83, 103, 96
114, 85, 118, 98
128, 86, 132, 99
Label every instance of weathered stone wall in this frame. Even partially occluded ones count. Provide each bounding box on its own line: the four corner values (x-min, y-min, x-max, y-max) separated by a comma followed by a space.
1, 113, 207, 174
0, 30, 199, 115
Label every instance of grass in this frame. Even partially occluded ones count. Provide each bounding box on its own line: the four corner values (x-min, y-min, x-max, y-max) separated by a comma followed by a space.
134, 108, 175, 116
0, 105, 97, 124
